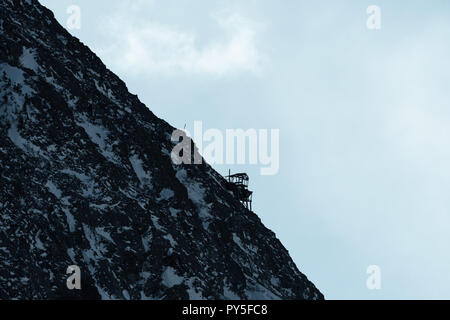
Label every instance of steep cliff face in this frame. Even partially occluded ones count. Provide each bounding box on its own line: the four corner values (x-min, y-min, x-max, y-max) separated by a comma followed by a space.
0, 0, 323, 300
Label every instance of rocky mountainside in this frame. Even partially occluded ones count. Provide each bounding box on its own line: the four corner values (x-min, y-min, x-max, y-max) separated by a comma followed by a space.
0, 0, 323, 300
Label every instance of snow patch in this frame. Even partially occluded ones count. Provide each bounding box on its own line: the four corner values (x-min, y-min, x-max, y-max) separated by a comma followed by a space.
76, 117, 120, 164
96, 286, 112, 300
232, 233, 247, 252
19, 47, 39, 72
45, 180, 62, 199
151, 215, 165, 231
223, 286, 241, 300
61, 169, 95, 198
245, 283, 281, 300
8, 122, 45, 157
96, 227, 115, 243
141, 233, 152, 253
62, 208, 76, 233
159, 188, 174, 200
163, 234, 177, 247
0, 63, 24, 84
161, 267, 184, 288
186, 278, 205, 300
169, 207, 180, 218
122, 290, 130, 300
34, 232, 45, 251
175, 169, 213, 223
83, 224, 106, 258
129, 154, 152, 187
67, 248, 76, 263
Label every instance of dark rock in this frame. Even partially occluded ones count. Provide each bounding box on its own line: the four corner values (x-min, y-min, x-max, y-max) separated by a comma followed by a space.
0, 0, 323, 300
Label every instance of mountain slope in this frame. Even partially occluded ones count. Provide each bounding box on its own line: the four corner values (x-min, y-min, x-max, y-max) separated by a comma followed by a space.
0, 0, 323, 300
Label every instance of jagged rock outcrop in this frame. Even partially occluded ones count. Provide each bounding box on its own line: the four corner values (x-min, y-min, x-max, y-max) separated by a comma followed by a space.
0, 0, 323, 300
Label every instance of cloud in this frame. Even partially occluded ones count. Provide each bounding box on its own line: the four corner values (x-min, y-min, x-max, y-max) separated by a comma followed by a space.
379, 21, 450, 162
95, 8, 265, 77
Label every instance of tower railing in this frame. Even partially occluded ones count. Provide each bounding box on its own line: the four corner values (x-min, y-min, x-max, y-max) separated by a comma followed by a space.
225, 170, 253, 211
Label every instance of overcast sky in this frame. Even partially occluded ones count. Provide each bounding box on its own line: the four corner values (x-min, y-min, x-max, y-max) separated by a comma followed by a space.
40, 0, 450, 299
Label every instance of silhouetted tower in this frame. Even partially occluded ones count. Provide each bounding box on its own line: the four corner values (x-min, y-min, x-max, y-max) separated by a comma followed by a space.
225, 170, 253, 211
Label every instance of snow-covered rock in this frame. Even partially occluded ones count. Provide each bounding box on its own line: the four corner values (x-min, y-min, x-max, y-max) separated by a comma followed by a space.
0, 0, 323, 300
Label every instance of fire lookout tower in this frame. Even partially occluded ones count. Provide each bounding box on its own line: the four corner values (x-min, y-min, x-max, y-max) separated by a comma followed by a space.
225, 170, 253, 211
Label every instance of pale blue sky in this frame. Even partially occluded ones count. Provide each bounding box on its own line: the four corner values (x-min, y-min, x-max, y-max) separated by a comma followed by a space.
40, 0, 450, 299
